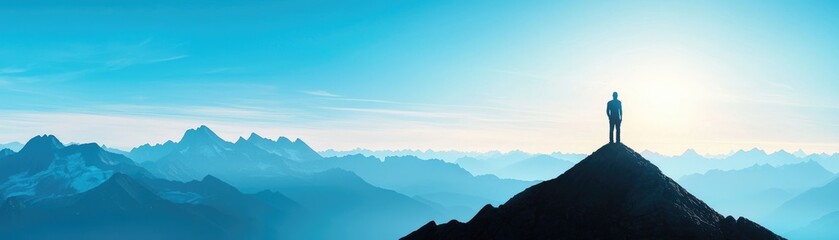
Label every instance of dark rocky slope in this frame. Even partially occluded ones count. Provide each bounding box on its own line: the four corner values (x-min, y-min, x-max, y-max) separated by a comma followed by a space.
403, 143, 784, 240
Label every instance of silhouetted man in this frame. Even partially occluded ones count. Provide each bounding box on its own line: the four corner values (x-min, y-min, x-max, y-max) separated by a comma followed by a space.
607, 92, 622, 143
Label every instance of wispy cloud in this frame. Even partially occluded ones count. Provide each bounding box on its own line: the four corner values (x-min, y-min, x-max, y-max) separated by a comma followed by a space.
104, 54, 189, 70
0, 68, 27, 74
302, 90, 342, 98
147, 54, 189, 63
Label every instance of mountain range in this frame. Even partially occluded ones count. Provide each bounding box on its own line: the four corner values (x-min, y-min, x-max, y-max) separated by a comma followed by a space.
0, 129, 451, 239
125, 126, 466, 239
678, 161, 836, 219
302, 154, 536, 220
325, 146, 839, 181
1, 126, 836, 239
762, 176, 839, 234
0, 172, 308, 239
643, 148, 839, 179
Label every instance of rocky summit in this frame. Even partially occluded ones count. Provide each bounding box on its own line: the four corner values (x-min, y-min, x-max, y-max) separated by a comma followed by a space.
403, 143, 785, 240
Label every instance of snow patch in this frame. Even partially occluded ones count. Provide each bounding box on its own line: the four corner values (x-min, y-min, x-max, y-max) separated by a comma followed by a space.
159, 191, 203, 204
0, 153, 114, 200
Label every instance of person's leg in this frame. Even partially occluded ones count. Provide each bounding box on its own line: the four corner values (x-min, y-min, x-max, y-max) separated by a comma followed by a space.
609, 121, 615, 143
616, 120, 621, 143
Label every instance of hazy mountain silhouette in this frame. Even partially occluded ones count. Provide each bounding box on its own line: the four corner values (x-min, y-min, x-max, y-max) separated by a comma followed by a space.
0, 148, 14, 158
642, 148, 715, 178
123, 126, 468, 239
326, 148, 836, 180
0, 171, 308, 240
814, 154, 839, 173
0, 135, 153, 201
322, 149, 587, 171
100, 144, 130, 156
129, 140, 177, 163
494, 154, 574, 181
788, 210, 839, 239
141, 174, 309, 239
0, 142, 23, 152
321, 149, 487, 163
241, 169, 444, 240
0, 173, 229, 239
136, 126, 294, 181
454, 150, 534, 175
247, 133, 322, 162
763, 176, 839, 233
403, 143, 784, 240
305, 154, 536, 221
678, 161, 835, 219
641, 148, 837, 179
127, 126, 535, 232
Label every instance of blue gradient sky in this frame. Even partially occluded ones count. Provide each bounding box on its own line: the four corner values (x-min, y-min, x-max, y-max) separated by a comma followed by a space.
1, 0, 838, 155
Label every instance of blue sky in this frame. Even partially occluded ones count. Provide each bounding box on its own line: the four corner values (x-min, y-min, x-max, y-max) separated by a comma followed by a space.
1, 0, 838, 155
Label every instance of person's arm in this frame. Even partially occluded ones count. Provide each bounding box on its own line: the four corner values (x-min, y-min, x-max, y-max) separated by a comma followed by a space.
606, 102, 611, 118
618, 103, 623, 120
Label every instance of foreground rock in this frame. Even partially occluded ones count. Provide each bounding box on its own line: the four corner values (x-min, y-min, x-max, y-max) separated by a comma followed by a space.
403, 143, 785, 240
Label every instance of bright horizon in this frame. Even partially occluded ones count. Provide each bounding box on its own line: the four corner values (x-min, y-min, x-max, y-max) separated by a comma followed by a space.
2, 1, 838, 156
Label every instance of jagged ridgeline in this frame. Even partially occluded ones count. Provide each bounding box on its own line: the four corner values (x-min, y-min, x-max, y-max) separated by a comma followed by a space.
0, 127, 533, 240
403, 143, 785, 240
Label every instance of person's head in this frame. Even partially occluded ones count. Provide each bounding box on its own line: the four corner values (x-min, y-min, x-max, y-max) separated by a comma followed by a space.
612, 92, 618, 100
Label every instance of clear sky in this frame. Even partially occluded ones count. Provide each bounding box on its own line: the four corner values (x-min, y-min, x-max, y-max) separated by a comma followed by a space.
1, 0, 838, 155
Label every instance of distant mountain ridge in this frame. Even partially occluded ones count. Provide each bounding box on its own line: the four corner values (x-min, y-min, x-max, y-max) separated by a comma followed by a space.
0, 172, 307, 239
678, 161, 835, 219
132, 126, 302, 181
403, 143, 784, 240
325, 147, 838, 181
304, 154, 536, 221
246, 133, 321, 162
124, 126, 455, 239
0, 142, 23, 152
763, 176, 839, 233
321, 148, 588, 165
643, 148, 839, 178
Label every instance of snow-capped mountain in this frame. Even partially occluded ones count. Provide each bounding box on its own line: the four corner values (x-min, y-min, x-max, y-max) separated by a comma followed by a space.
0, 135, 152, 201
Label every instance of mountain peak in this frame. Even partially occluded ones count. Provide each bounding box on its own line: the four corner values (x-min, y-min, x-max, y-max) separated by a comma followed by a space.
247, 132, 264, 141
277, 136, 293, 145
184, 174, 242, 196
179, 125, 227, 146
681, 148, 702, 157
0, 148, 14, 157
78, 173, 159, 209
20, 135, 64, 153
793, 149, 808, 158
404, 143, 783, 239
293, 138, 308, 145
747, 147, 765, 153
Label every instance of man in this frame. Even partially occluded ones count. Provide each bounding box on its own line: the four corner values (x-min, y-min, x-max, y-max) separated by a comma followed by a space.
607, 92, 622, 143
